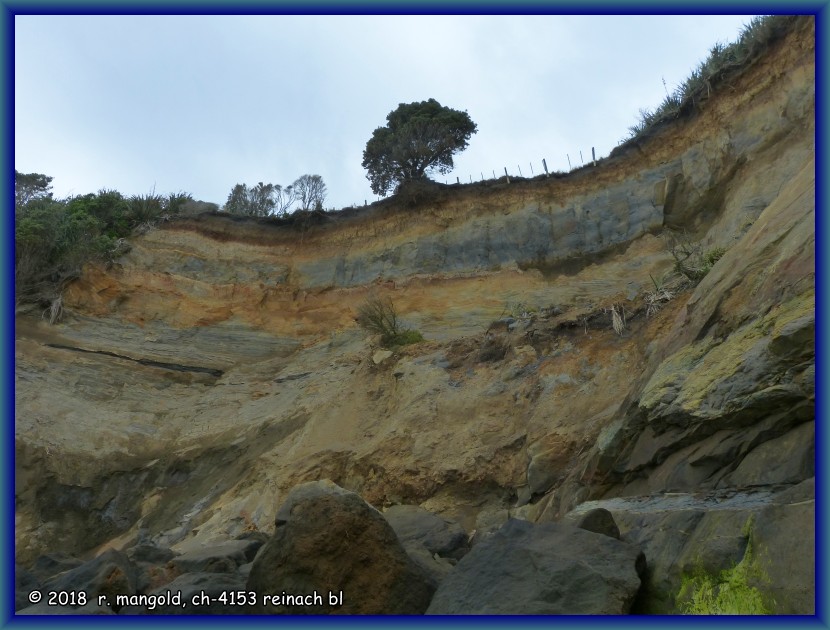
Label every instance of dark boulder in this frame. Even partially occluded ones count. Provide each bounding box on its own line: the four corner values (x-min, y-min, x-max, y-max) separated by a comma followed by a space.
41, 548, 137, 612
247, 480, 435, 614
426, 518, 645, 614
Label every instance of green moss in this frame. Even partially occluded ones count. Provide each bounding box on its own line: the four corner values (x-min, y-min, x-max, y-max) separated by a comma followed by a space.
677, 520, 774, 615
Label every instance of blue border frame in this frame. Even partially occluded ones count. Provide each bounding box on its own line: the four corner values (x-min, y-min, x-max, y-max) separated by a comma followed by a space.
4, 2, 826, 628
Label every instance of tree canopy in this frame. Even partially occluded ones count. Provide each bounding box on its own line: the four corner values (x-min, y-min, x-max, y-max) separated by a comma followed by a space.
15, 170, 53, 211
223, 175, 326, 217
362, 99, 477, 196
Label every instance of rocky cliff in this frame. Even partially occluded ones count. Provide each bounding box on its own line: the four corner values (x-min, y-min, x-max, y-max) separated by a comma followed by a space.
15, 17, 815, 615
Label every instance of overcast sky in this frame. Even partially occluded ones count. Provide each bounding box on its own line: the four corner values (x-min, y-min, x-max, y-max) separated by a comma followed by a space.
15, 14, 758, 210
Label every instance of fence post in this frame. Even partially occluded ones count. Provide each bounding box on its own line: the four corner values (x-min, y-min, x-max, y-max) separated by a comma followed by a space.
518, 164, 523, 177
504, 167, 510, 184
567, 154, 572, 170
492, 170, 496, 179
470, 175, 473, 183
580, 150, 584, 166
457, 176, 460, 184
543, 158, 549, 177
592, 147, 596, 166
530, 162, 534, 175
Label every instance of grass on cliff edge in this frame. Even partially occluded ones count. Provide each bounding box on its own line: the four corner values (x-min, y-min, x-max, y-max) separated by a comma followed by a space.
622, 15, 799, 146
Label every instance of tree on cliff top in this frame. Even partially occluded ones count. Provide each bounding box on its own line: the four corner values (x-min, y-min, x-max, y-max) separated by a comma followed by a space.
362, 99, 477, 196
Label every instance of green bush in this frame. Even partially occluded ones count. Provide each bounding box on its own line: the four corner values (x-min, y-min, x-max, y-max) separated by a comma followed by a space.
14, 174, 191, 306
676, 521, 774, 615
665, 232, 728, 285
356, 295, 424, 348
385, 329, 425, 347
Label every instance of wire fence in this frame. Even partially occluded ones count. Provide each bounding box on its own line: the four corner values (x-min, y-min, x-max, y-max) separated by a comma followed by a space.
443, 147, 600, 185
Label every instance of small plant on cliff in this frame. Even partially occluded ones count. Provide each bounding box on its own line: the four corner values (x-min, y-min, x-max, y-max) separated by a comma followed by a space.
676, 520, 774, 615
356, 295, 424, 348
665, 231, 728, 285
645, 273, 676, 318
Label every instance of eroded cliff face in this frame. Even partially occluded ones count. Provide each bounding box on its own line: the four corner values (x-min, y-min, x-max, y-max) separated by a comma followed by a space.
15, 17, 814, 613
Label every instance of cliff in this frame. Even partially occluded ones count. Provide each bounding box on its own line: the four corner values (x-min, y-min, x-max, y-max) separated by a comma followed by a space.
14, 16, 814, 615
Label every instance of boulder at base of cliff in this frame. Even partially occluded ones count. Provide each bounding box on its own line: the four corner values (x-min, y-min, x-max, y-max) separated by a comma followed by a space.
41, 548, 138, 610
246, 480, 435, 614
426, 518, 645, 614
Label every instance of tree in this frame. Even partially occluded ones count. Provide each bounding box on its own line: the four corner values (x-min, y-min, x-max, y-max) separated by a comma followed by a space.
224, 181, 301, 217
292, 174, 327, 211
224, 184, 251, 215
224, 182, 276, 217
273, 184, 297, 215
362, 98, 477, 196
15, 170, 53, 212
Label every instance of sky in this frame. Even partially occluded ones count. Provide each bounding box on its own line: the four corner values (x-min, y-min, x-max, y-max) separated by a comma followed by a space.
14, 13, 760, 210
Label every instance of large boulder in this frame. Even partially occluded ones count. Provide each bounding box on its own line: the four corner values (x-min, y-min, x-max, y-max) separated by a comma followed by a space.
41, 548, 137, 612
612, 480, 815, 614
426, 518, 645, 614
247, 480, 435, 614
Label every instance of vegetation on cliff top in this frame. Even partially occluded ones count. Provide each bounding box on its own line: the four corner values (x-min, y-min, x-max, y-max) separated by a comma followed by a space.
622, 15, 798, 145
362, 98, 478, 196
14, 170, 199, 308
224, 174, 328, 217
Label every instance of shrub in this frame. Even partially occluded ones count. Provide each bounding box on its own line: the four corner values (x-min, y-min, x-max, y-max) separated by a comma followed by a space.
14, 175, 191, 307
665, 231, 728, 285
356, 295, 423, 348
676, 519, 774, 615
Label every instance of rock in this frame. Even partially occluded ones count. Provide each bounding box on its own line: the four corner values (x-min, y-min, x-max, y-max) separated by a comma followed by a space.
719, 420, 814, 487
30, 552, 84, 582
125, 543, 176, 565
118, 572, 250, 615
426, 518, 645, 614
42, 549, 137, 610
751, 479, 814, 614
613, 482, 815, 614
247, 480, 435, 614
400, 542, 456, 589
627, 510, 699, 612
133, 562, 181, 594
17, 599, 117, 615
169, 539, 263, 574
373, 349, 393, 365
383, 504, 469, 560
15, 564, 40, 611
562, 507, 621, 539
